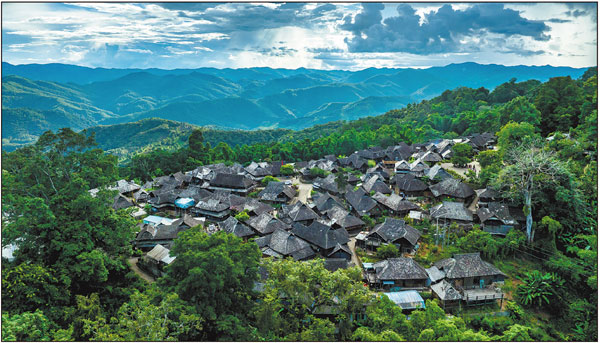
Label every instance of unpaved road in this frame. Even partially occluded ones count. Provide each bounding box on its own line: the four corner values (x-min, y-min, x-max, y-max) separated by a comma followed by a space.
348, 237, 362, 268
292, 177, 313, 204
441, 161, 481, 177
127, 257, 155, 283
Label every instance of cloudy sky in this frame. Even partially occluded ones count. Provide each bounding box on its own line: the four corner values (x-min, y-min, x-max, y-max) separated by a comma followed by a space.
2, 2, 597, 70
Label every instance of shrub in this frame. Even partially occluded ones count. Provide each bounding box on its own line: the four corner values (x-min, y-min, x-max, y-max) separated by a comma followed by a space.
376, 244, 400, 259
234, 211, 250, 222
261, 175, 280, 185
280, 164, 295, 175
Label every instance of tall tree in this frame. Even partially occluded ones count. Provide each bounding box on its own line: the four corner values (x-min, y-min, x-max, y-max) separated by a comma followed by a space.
158, 229, 261, 340
494, 142, 574, 243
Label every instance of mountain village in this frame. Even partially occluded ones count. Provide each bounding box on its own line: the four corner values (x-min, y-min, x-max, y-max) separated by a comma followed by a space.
93, 131, 521, 315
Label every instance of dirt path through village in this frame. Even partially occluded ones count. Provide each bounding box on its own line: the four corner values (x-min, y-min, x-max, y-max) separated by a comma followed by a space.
292, 177, 313, 204
127, 257, 155, 283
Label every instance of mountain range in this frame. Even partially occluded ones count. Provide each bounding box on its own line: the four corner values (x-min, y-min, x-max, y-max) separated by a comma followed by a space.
1, 61, 588, 151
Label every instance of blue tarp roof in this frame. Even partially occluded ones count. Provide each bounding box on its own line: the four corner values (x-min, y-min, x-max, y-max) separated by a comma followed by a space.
175, 197, 195, 209
383, 291, 426, 310
143, 215, 175, 226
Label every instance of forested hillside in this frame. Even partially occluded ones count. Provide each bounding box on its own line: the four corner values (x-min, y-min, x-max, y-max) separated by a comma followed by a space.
2, 62, 587, 150
1, 67, 596, 341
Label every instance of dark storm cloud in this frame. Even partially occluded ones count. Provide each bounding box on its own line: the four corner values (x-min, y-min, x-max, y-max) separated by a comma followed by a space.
547, 18, 571, 23
160, 3, 339, 34
341, 3, 551, 54
156, 3, 221, 11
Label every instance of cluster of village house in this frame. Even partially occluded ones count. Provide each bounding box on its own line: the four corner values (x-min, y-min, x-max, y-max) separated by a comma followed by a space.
95, 132, 520, 312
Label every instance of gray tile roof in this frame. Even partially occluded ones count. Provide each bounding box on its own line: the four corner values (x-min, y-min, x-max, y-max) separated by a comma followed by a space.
476, 188, 501, 201
429, 201, 473, 222
426, 266, 446, 283
267, 228, 313, 256
393, 173, 428, 192
368, 218, 421, 246
210, 173, 254, 189
431, 279, 462, 301
420, 151, 443, 163
345, 188, 378, 214
112, 195, 133, 210
291, 222, 349, 250
281, 202, 319, 222
374, 258, 428, 280
477, 202, 518, 225
372, 192, 420, 213
323, 205, 365, 229
246, 212, 289, 235
363, 175, 392, 194
258, 181, 296, 201
429, 178, 475, 199
426, 165, 453, 181
434, 253, 505, 279
220, 217, 256, 238
194, 197, 230, 212
313, 192, 346, 213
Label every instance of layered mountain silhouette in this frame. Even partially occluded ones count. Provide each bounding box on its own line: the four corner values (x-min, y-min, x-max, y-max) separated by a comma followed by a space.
2, 61, 587, 150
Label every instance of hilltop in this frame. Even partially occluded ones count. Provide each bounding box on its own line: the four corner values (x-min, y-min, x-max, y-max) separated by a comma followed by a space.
2, 62, 588, 150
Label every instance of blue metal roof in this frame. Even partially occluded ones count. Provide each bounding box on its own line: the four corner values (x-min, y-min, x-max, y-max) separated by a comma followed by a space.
175, 197, 195, 209
383, 291, 426, 310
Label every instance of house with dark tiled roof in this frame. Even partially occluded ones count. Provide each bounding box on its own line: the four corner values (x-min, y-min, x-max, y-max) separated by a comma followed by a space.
362, 175, 392, 195
384, 143, 412, 162
345, 188, 381, 217
429, 201, 474, 227
113, 194, 134, 211
148, 188, 180, 212
280, 201, 319, 225
208, 173, 256, 195
244, 161, 274, 181
365, 164, 390, 181
366, 258, 429, 290
425, 165, 453, 183
408, 160, 429, 177
394, 160, 411, 174
418, 151, 443, 165
372, 192, 420, 216
291, 221, 351, 260
477, 202, 519, 236
431, 280, 463, 309
429, 178, 475, 203
313, 174, 350, 195
434, 253, 506, 290
392, 173, 428, 198
357, 218, 421, 253
137, 244, 176, 278
476, 188, 502, 206
357, 146, 386, 161
322, 205, 365, 235
312, 192, 346, 215
220, 217, 256, 241
258, 181, 296, 204
339, 153, 368, 172
245, 212, 290, 236
255, 228, 315, 260
192, 197, 231, 221
135, 215, 201, 250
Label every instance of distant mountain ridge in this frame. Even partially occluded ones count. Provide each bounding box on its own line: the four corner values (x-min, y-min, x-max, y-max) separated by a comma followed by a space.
2, 62, 590, 150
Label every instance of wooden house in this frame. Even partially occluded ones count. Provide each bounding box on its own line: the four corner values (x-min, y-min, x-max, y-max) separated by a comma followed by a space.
367, 258, 429, 290
357, 218, 421, 253
208, 173, 256, 195
372, 192, 420, 217
258, 181, 296, 204
429, 178, 475, 203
